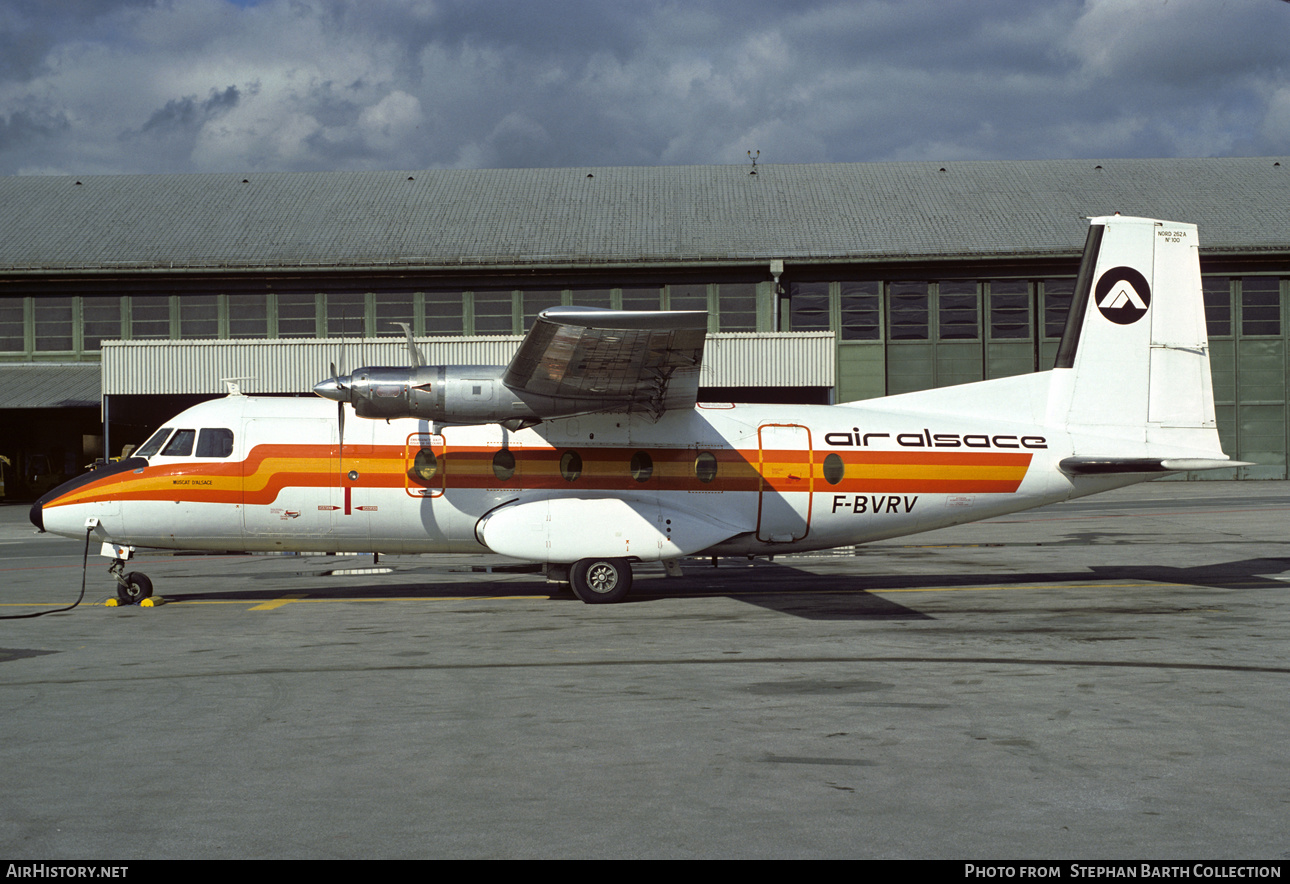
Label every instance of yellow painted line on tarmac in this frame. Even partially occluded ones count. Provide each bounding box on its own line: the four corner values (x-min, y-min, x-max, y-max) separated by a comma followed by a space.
248, 593, 309, 610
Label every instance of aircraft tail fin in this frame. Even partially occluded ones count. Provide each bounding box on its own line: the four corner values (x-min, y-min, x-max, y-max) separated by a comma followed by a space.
1047, 215, 1227, 459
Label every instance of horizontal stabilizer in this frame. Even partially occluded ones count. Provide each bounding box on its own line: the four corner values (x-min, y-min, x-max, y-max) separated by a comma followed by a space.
1059, 457, 1249, 476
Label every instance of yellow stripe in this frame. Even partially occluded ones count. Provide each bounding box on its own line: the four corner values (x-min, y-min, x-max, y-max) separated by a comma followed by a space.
248, 593, 309, 610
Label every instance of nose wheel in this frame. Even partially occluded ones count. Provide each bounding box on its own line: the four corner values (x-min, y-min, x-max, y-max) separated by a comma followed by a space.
108, 558, 153, 604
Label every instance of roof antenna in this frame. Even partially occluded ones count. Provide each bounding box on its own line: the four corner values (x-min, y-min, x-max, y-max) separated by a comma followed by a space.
747, 150, 759, 175
221, 377, 254, 396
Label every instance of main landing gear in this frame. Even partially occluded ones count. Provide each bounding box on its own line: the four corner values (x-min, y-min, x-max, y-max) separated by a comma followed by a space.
568, 557, 633, 604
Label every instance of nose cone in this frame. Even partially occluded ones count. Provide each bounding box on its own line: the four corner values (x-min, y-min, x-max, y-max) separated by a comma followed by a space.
29, 498, 44, 532
313, 377, 348, 402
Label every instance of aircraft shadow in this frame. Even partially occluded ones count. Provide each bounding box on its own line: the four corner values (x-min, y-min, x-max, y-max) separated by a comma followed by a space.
153, 560, 931, 620
144, 555, 1290, 622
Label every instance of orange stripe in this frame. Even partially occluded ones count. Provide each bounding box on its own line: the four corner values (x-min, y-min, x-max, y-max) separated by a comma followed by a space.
46, 443, 1032, 508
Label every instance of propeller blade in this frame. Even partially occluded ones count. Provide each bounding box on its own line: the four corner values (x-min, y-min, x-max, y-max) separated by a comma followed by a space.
395, 322, 424, 367
337, 400, 346, 475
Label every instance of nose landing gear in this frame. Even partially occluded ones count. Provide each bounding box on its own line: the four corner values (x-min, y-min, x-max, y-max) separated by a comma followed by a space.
101, 540, 154, 607
108, 558, 154, 605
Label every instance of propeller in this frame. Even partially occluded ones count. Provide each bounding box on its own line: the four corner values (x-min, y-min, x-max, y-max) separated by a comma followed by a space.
330, 360, 346, 474
313, 355, 349, 477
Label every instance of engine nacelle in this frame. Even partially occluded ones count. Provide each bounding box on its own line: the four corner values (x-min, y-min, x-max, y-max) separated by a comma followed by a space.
315, 365, 545, 425
314, 365, 630, 428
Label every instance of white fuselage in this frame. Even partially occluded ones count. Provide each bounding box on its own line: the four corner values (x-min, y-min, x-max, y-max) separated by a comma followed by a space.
38, 389, 1136, 562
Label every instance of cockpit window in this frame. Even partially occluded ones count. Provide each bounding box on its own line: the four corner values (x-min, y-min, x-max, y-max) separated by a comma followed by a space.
161, 429, 196, 457
196, 428, 235, 458
134, 427, 174, 458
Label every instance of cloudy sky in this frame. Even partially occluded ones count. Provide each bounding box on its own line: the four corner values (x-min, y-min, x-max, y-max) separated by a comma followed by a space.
1, 0, 1288, 176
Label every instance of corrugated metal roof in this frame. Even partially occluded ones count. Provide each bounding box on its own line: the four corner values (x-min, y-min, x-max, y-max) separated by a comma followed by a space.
2, 158, 1287, 273
0, 363, 100, 408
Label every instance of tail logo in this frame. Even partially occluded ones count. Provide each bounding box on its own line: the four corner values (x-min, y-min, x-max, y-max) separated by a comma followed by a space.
1095, 267, 1151, 325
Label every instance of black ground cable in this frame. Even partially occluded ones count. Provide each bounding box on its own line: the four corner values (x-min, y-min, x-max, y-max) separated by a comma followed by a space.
0, 525, 92, 620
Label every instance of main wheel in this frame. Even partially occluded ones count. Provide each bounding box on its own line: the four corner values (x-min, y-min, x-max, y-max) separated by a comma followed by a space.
569, 558, 633, 604
117, 571, 153, 604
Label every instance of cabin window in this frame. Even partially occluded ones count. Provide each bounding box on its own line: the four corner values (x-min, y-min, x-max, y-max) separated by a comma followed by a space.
161, 429, 196, 457
630, 451, 653, 482
559, 451, 582, 482
135, 428, 174, 458
410, 448, 439, 482
492, 449, 516, 481
823, 453, 844, 485
196, 428, 234, 458
694, 451, 718, 483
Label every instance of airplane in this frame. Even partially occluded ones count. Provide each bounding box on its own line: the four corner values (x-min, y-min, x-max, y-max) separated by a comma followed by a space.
30, 215, 1244, 605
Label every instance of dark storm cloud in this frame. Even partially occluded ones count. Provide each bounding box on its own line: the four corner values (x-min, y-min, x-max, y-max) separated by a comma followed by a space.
141, 86, 241, 133
0, 0, 1286, 175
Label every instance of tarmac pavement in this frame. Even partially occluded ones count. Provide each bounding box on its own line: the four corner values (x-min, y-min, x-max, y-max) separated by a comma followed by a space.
2, 481, 1289, 859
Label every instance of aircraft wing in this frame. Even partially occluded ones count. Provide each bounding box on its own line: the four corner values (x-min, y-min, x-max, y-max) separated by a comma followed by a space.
502, 307, 708, 418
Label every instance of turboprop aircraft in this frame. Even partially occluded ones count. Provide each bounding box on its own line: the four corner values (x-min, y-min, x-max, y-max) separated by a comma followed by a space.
31, 215, 1243, 604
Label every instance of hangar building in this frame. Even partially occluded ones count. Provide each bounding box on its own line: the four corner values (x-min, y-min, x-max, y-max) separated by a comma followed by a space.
1, 157, 1288, 496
